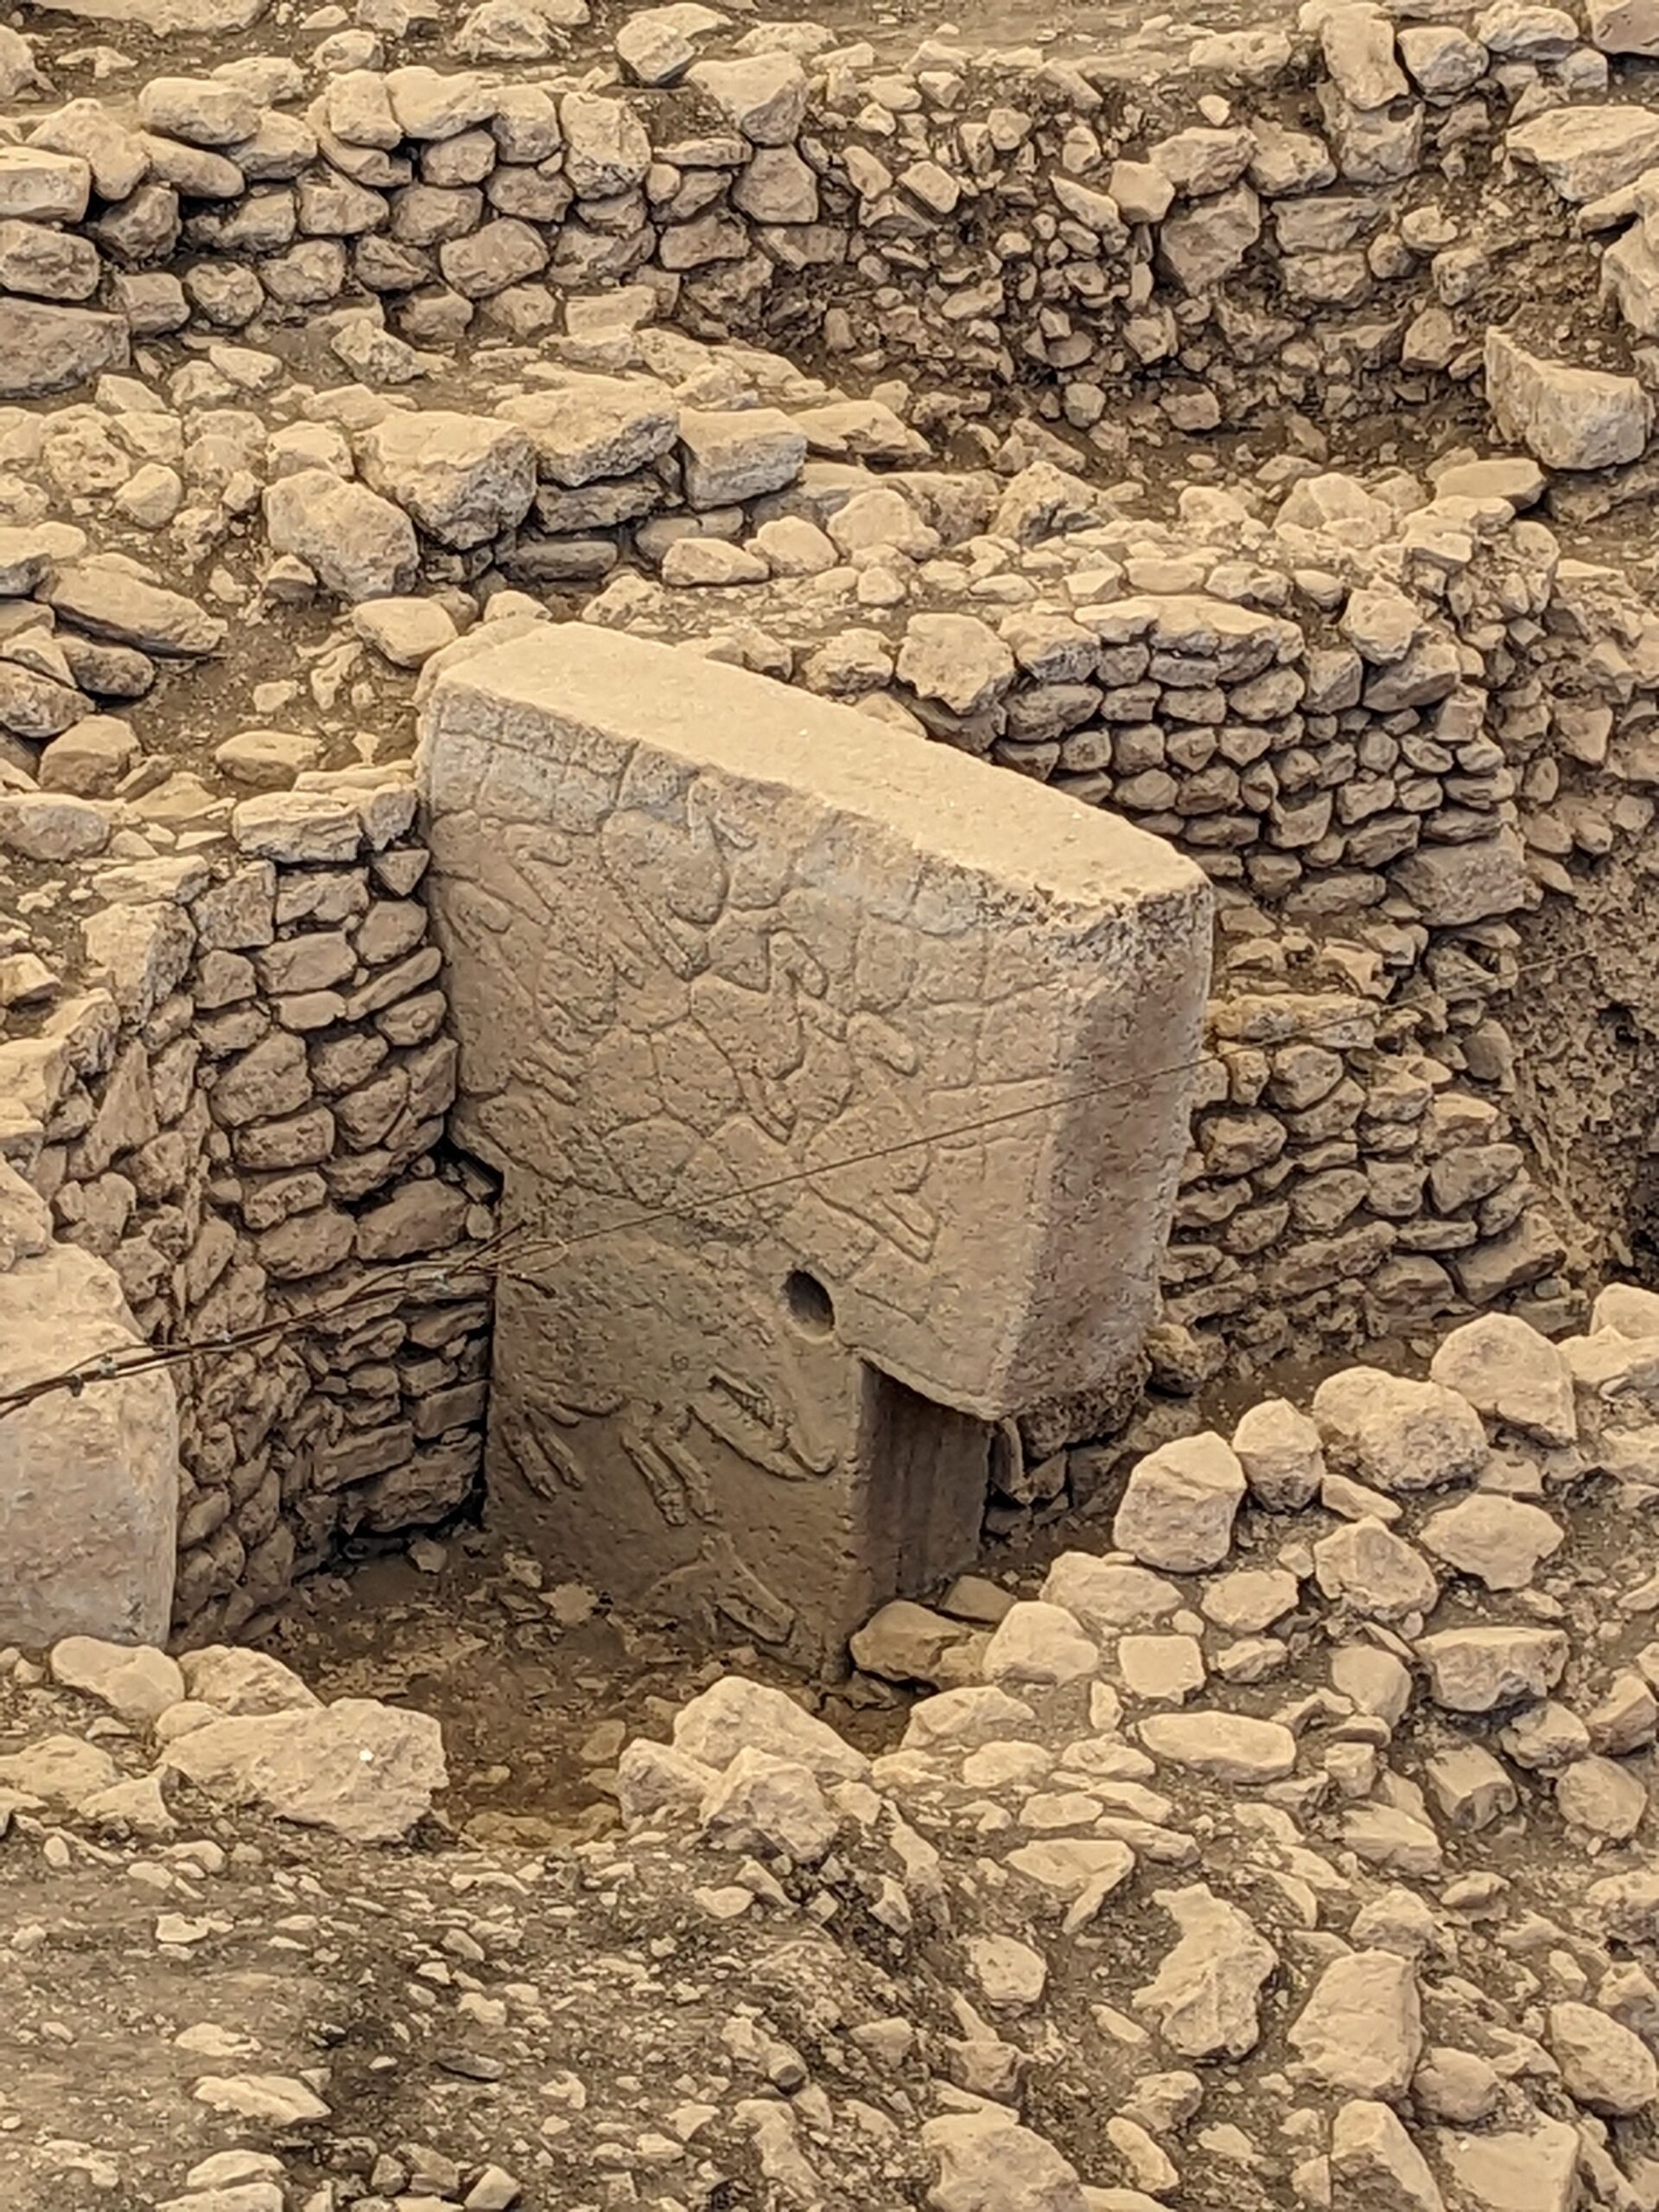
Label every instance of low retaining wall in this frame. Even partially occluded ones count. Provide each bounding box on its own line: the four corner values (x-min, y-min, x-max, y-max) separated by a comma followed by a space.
0, 5, 1651, 456
0, 764, 493, 1647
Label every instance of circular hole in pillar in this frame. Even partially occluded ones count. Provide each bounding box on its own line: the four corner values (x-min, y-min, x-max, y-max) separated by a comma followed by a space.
783, 1268, 836, 1338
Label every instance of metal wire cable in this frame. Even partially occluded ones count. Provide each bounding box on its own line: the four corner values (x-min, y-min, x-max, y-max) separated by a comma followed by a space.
0, 934, 1586, 1422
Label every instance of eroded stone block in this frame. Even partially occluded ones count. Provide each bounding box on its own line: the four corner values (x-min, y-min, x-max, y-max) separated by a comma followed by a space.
419, 627, 1209, 1659
0, 1241, 178, 1645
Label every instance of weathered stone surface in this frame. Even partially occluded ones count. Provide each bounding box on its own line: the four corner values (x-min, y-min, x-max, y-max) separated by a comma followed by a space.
263, 470, 419, 601
672, 1677, 868, 1781
678, 406, 806, 505
1232, 1395, 1325, 1509
162, 1696, 446, 1842
697, 1745, 837, 1861
1484, 328, 1651, 472
358, 412, 536, 550
0, 302, 128, 399
1289, 1951, 1423, 2099
0, 1243, 177, 1647
1134, 1883, 1278, 2057
0, 147, 91, 221
1508, 105, 1659, 201
421, 625, 1209, 1658
48, 1636, 184, 1724
1313, 1369, 1487, 1493
1139, 1711, 1297, 1781
1432, 2118, 1580, 2212
499, 374, 679, 486
1428, 1313, 1576, 1444
923, 2110, 1087, 2212
42, 564, 223, 657
1113, 1432, 1245, 1571
1393, 828, 1532, 924
1419, 1494, 1562, 1591
1418, 1625, 1570, 1712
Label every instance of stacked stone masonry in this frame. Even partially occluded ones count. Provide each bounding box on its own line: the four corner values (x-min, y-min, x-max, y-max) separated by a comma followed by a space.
1, 763, 493, 1643
0, 0, 1657, 438
7, 0, 1659, 1623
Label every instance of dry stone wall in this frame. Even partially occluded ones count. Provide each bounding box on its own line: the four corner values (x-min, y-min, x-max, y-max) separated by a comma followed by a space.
0, 0, 1656, 456
0, 760, 493, 1646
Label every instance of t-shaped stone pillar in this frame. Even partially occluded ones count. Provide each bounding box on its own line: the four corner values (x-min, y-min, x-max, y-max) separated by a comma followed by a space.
419, 626, 1211, 1662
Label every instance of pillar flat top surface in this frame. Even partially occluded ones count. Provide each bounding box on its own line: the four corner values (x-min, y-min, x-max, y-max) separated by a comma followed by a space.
421, 625, 1211, 1421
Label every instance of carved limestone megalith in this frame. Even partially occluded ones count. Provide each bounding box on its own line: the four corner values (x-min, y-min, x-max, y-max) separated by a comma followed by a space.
419, 626, 1211, 1662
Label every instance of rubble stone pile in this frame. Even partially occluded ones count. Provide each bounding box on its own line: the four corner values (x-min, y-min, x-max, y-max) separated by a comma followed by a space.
3, 1288, 1659, 2209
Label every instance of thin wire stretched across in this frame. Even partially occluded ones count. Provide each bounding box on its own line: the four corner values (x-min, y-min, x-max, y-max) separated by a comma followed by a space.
0, 948, 1553, 1423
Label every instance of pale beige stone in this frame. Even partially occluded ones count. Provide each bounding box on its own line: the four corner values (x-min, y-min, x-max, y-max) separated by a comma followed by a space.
162, 1696, 446, 1843
1134, 1882, 1277, 2058
419, 626, 1210, 1661
0, 1243, 177, 1647
1484, 327, 1651, 472
1290, 1951, 1423, 2098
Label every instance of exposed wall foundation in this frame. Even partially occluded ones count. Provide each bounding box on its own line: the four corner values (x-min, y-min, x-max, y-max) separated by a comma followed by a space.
3, 0, 1659, 1650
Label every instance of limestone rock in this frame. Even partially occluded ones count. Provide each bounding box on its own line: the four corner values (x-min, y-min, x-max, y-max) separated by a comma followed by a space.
1313, 1518, 1439, 1619
1589, 0, 1659, 51
1134, 1882, 1278, 2058
1484, 328, 1651, 472
1231, 1396, 1324, 1509
1433, 2119, 1580, 2212
178, 1645, 321, 1716
264, 470, 419, 601
162, 1696, 446, 1843
1508, 105, 1659, 201
358, 412, 536, 550
1547, 1999, 1656, 2114
1040, 1554, 1181, 1632
896, 611, 1017, 717
0, 148, 92, 222
1417, 1625, 1570, 1712
1321, 5, 1408, 109
1330, 2101, 1444, 2212
686, 53, 809, 145
615, 1737, 716, 1821
42, 563, 223, 657
1556, 1753, 1648, 1840
1112, 1432, 1246, 1572
0, 1732, 119, 1809
0, 302, 128, 399
672, 1676, 868, 1781
1312, 1369, 1487, 1493
1591, 1281, 1659, 1338
923, 2109, 1088, 2212
0, 1243, 177, 1649
1138, 1710, 1296, 1782
679, 406, 806, 506
1289, 1951, 1423, 2098
1427, 1314, 1576, 1445
1392, 829, 1532, 925
501, 374, 679, 487
48, 1636, 184, 1724
982, 1600, 1099, 1688
851, 1599, 972, 1684
192, 2074, 330, 2126
1418, 1495, 1563, 1591
698, 1746, 838, 1861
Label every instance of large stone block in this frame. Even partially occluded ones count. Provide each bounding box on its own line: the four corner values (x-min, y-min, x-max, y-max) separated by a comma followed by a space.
419, 628, 1209, 1659
0, 1241, 178, 1646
